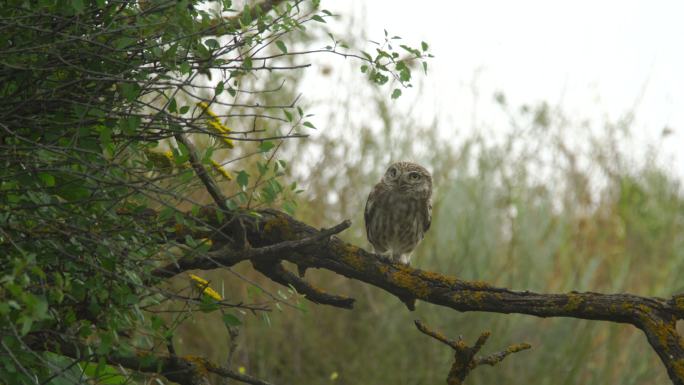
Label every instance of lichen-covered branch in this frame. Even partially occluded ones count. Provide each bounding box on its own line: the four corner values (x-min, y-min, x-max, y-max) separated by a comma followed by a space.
414, 320, 530, 385
28, 334, 273, 385
252, 260, 355, 308
156, 207, 684, 385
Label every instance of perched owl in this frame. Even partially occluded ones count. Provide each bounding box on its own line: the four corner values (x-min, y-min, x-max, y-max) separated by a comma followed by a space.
364, 161, 432, 264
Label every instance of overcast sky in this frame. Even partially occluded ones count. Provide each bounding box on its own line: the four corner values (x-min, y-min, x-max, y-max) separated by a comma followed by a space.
311, 0, 684, 178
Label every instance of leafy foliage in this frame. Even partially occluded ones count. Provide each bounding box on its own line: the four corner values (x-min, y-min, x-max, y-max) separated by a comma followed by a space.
0, 0, 429, 384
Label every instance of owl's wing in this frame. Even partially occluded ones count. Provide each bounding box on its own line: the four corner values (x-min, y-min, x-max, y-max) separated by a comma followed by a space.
423, 200, 432, 232
364, 187, 377, 240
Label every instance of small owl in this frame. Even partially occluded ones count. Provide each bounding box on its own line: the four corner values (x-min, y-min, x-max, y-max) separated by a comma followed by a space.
364, 161, 432, 264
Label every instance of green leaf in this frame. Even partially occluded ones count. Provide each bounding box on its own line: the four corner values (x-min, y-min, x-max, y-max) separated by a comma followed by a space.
311, 15, 326, 23
119, 83, 140, 102
70, 0, 84, 13
241, 4, 253, 25
83, 360, 129, 385
205, 38, 219, 50
236, 171, 250, 188
225, 199, 238, 210
302, 121, 316, 129
168, 98, 177, 113
180, 105, 190, 114
256, 161, 268, 175
259, 141, 275, 152
38, 173, 55, 187
283, 201, 296, 215
243, 56, 253, 70
199, 296, 220, 313
180, 62, 191, 74
391, 89, 402, 99
275, 40, 288, 54
222, 313, 242, 327
399, 68, 411, 82
421, 41, 429, 51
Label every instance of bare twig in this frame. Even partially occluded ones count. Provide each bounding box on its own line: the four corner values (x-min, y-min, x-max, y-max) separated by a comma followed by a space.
173, 133, 229, 212
414, 320, 531, 385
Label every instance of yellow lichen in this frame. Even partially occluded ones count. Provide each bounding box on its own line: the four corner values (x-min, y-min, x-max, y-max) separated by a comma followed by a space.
674, 359, 684, 378
342, 252, 365, 270
508, 343, 532, 353
183, 355, 210, 376
263, 216, 295, 240
390, 269, 430, 298
468, 280, 494, 289
564, 294, 583, 311
330, 242, 366, 270
420, 270, 458, 286
643, 316, 673, 351
637, 304, 652, 314
471, 291, 486, 304
675, 295, 684, 309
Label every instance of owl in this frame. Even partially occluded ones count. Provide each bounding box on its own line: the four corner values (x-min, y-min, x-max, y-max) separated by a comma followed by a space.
364, 161, 432, 264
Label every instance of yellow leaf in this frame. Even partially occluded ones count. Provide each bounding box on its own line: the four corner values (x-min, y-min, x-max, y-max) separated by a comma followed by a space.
189, 274, 223, 301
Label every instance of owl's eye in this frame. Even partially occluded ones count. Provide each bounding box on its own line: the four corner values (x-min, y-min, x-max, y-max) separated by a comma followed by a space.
388, 168, 397, 177
409, 172, 420, 180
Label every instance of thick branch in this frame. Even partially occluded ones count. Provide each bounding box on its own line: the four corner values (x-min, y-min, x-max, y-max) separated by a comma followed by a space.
156, 208, 684, 384
152, 219, 350, 278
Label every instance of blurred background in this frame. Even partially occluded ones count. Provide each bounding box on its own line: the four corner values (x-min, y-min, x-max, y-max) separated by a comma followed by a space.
171, 1, 684, 384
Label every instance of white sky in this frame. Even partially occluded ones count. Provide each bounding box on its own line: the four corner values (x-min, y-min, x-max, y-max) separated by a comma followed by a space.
308, 0, 684, 179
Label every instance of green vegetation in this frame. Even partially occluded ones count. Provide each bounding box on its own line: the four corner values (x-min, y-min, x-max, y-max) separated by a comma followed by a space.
1, 0, 682, 384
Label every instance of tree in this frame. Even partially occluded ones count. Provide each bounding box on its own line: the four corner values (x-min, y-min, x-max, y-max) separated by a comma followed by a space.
1, 1, 683, 385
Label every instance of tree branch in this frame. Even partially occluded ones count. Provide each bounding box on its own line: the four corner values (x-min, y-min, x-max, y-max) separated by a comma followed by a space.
154, 207, 684, 384
252, 261, 355, 308
28, 334, 273, 385
173, 133, 229, 212
414, 320, 530, 385
152, 219, 351, 278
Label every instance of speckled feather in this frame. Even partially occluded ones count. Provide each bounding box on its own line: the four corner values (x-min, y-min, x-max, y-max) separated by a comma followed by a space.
364, 162, 432, 264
